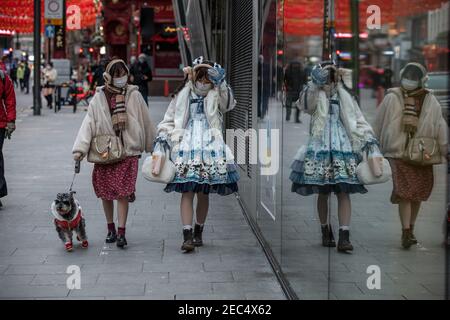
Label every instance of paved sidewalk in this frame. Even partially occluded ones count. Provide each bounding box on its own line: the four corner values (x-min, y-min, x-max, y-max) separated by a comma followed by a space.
0, 92, 284, 300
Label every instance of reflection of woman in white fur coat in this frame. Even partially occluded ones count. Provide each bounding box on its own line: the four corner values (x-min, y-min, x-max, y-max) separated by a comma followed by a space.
374, 62, 447, 249
290, 61, 378, 253
156, 56, 239, 253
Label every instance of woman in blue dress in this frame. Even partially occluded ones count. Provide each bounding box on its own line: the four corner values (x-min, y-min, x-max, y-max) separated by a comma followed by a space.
156, 57, 239, 252
290, 61, 379, 252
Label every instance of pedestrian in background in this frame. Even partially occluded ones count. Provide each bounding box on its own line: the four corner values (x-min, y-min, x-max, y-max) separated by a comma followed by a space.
129, 56, 136, 68
372, 66, 385, 105
91, 58, 107, 90
42, 62, 57, 108
0, 68, 16, 209
258, 54, 270, 119
16, 63, 25, 92
156, 56, 239, 253
9, 59, 18, 89
130, 53, 152, 106
382, 67, 393, 91
23, 62, 31, 94
72, 58, 156, 248
374, 62, 447, 249
284, 60, 307, 123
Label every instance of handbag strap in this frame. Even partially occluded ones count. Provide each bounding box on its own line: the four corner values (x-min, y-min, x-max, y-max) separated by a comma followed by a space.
119, 130, 124, 146
94, 136, 111, 154
153, 137, 172, 161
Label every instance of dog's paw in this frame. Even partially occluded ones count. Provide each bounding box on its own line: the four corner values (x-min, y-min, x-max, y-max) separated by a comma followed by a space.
65, 242, 73, 252
81, 240, 89, 248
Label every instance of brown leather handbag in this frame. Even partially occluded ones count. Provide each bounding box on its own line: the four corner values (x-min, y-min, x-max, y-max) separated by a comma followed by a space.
403, 136, 441, 166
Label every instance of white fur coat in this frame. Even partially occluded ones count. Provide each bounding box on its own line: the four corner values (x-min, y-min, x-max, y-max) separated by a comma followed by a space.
72, 85, 156, 157
374, 87, 448, 159
157, 81, 236, 143
297, 81, 376, 152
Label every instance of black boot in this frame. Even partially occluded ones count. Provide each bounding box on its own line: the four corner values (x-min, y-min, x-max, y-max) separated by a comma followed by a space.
337, 229, 354, 252
193, 224, 204, 247
181, 229, 195, 252
321, 225, 336, 247
409, 225, 418, 244
116, 234, 127, 248
286, 106, 291, 121
401, 229, 414, 249
105, 231, 117, 243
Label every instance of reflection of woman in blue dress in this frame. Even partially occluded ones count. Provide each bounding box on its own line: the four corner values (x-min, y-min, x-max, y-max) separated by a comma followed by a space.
290, 62, 378, 253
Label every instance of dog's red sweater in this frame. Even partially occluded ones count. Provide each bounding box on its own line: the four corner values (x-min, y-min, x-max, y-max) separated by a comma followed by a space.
54, 209, 83, 230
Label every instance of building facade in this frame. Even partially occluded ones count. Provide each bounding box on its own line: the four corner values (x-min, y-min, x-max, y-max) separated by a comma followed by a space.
102, 0, 183, 95
173, 0, 450, 300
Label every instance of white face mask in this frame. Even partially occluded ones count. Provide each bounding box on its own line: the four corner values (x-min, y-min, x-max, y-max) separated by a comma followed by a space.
113, 75, 128, 88
401, 78, 420, 91
195, 81, 212, 95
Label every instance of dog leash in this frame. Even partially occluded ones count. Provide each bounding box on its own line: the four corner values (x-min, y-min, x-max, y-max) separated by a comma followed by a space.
69, 160, 81, 192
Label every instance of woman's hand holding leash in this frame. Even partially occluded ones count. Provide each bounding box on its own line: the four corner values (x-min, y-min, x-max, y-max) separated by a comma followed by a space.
73, 152, 84, 161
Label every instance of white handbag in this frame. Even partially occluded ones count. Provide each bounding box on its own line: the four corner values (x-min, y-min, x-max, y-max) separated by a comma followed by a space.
293, 145, 307, 161
142, 148, 176, 184
356, 151, 391, 185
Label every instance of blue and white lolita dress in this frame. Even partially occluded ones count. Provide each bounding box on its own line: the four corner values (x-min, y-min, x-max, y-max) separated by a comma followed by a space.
290, 93, 369, 195
164, 91, 239, 195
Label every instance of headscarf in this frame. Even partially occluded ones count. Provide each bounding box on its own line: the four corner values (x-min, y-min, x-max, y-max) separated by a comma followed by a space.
103, 59, 129, 131
399, 62, 429, 135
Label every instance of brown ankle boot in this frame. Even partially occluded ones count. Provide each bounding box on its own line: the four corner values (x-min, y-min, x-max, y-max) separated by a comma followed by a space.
193, 224, 204, 247
337, 229, 353, 252
409, 225, 418, 244
401, 229, 414, 249
181, 229, 195, 252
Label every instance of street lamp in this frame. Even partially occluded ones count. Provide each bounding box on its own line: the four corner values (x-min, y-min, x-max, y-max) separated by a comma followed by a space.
33, 0, 42, 116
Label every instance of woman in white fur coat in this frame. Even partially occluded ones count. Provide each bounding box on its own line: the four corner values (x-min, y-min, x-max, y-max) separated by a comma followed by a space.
291, 61, 379, 253
374, 62, 447, 249
156, 56, 239, 253
72, 58, 156, 248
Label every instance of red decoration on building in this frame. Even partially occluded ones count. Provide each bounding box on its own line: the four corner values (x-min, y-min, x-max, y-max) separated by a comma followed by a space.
0, 0, 99, 34
283, 0, 445, 36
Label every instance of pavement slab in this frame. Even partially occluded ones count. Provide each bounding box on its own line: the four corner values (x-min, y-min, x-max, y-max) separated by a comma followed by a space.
0, 92, 283, 300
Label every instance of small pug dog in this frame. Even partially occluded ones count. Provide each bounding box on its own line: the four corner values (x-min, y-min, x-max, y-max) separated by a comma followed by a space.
51, 191, 88, 251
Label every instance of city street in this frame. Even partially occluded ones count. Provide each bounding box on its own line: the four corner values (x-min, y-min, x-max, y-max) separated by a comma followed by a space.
0, 91, 284, 300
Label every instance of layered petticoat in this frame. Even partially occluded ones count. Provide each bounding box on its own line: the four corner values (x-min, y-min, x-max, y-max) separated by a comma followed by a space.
164, 92, 239, 195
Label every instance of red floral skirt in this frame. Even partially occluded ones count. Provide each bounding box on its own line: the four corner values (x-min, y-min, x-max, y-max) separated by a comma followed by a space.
92, 156, 139, 201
